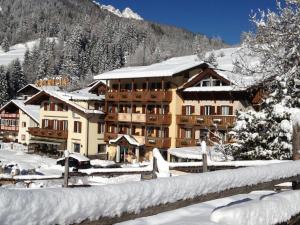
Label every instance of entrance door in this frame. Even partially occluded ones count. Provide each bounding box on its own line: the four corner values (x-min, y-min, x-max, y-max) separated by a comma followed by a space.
120, 146, 128, 163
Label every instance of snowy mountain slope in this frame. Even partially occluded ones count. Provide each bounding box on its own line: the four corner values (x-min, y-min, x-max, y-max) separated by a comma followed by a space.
92, 1, 143, 20
0, 38, 56, 66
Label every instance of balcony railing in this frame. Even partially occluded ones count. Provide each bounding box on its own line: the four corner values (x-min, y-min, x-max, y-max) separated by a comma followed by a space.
105, 113, 118, 122
146, 114, 172, 125
0, 113, 19, 118
176, 115, 236, 128
145, 137, 171, 149
28, 127, 68, 139
176, 138, 198, 148
106, 90, 172, 102
0, 125, 19, 132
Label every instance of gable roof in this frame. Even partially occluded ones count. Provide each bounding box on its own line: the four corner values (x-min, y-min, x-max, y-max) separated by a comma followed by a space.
0, 99, 40, 124
17, 84, 41, 95
25, 89, 104, 115
94, 55, 203, 80
109, 135, 142, 147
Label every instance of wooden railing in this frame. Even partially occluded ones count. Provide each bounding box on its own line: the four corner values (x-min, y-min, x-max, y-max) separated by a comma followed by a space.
176, 138, 198, 147
145, 137, 171, 148
106, 91, 172, 102
176, 115, 236, 128
28, 127, 68, 139
146, 114, 172, 125
0, 113, 19, 118
0, 125, 19, 132
105, 113, 118, 122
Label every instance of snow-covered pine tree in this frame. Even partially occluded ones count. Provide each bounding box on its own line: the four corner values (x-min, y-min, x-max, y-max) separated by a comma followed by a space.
7, 59, 27, 98
229, 0, 300, 160
1, 37, 9, 52
204, 51, 218, 67
0, 66, 9, 105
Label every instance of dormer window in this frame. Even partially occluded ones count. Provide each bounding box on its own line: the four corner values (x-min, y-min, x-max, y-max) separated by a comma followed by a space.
196, 76, 229, 87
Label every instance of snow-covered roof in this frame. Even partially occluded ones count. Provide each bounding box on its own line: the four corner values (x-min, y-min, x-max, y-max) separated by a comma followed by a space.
184, 86, 238, 92
94, 55, 202, 80
169, 146, 203, 160
0, 99, 40, 123
70, 153, 90, 162
17, 84, 41, 94
206, 47, 261, 88
25, 89, 104, 115
109, 135, 142, 146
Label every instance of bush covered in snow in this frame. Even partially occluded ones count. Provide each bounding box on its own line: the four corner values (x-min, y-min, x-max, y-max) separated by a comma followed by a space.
229, 107, 293, 160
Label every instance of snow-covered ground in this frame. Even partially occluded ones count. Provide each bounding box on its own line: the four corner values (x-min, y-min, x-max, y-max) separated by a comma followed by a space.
0, 38, 56, 66
117, 191, 277, 225
0, 144, 62, 177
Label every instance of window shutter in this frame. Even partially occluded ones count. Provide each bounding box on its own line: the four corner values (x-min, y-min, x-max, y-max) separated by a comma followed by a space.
181, 128, 185, 138
79, 122, 82, 133
44, 103, 48, 111
229, 106, 233, 115
142, 126, 145, 136
200, 106, 204, 115
142, 105, 145, 114
211, 106, 215, 115
217, 106, 221, 115
42, 119, 45, 128
191, 106, 195, 114
182, 106, 186, 115
74, 121, 77, 133
165, 128, 169, 138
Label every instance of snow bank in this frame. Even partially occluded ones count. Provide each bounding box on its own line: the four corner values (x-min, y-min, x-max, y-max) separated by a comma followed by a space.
211, 190, 300, 225
2, 161, 300, 225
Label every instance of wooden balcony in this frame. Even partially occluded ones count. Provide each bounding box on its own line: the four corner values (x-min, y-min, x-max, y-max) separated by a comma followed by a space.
146, 114, 172, 125
0, 113, 19, 119
176, 138, 198, 148
105, 113, 118, 122
176, 115, 236, 128
28, 127, 68, 139
0, 125, 19, 132
145, 137, 171, 149
104, 132, 118, 142
105, 90, 172, 102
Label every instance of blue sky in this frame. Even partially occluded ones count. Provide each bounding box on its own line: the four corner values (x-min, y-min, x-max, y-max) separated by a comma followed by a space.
98, 0, 278, 45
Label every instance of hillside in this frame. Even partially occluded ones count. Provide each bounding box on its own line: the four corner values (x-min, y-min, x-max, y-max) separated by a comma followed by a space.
0, 0, 227, 101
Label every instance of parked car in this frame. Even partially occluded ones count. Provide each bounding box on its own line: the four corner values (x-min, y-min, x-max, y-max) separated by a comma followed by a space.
56, 153, 91, 169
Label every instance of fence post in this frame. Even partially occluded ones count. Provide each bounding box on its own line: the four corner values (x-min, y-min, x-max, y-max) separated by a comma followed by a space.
292, 125, 300, 160
201, 140, 208, 172
152, 157, 158, 179
64, 150, 69, 188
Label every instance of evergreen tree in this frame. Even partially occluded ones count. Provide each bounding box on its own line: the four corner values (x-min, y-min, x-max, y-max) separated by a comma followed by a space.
229, 0, 300, 160
1, 37, 9, 52
7, 59, 27, 98
0, 66, 9, 105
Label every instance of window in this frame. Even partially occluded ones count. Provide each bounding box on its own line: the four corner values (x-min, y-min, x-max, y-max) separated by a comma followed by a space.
21, 134, 26, 141
74, 121, 82, 133
22, 122, 26, 128
98, 123, 105, 134
204, 106, 211, 115
97, 144, 106, 154
221, 106, 230, 115
185, 128, 192, 139
185, 106, 194, 115
73, 143, 80, 153
44, 103, 49, 111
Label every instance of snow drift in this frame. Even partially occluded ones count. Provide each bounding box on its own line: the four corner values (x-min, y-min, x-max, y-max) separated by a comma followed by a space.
1, 161, 300, 225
